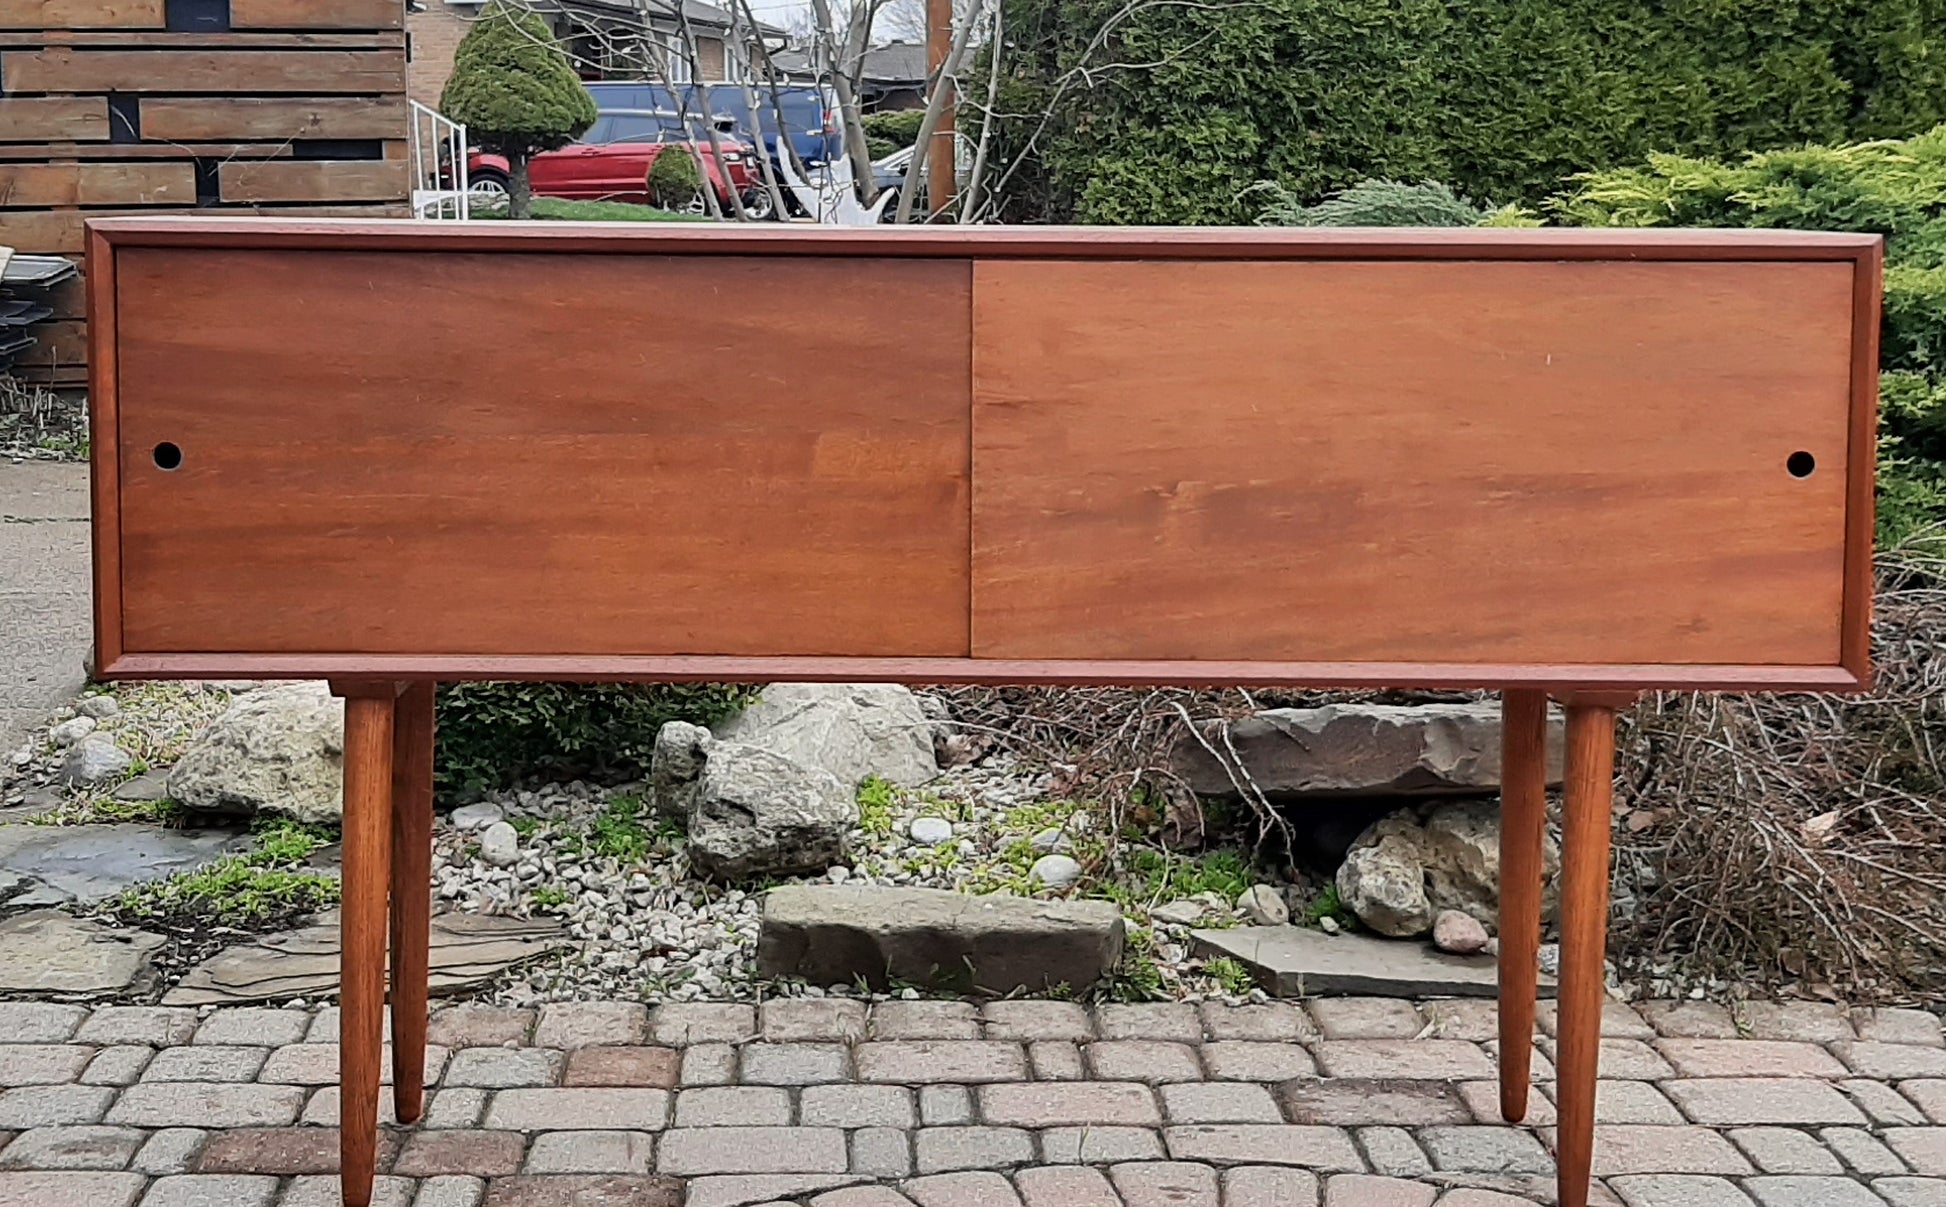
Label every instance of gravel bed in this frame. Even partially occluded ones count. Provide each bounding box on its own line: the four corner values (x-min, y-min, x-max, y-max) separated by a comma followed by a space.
5, 683, 1299, 1008
440, 762, 1286, 1008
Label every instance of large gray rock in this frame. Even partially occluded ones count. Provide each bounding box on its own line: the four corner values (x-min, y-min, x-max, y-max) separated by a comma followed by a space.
1191, 925, 1555, 999
0, 910, 166, 996
758, 884, 1125, 994
654, 722, 855, 881
1174, 703, 1564, 798
1335, 799, 1560, 938
166, 682, 344, 823
60, 736, 132, 786
713, 683, 937, 788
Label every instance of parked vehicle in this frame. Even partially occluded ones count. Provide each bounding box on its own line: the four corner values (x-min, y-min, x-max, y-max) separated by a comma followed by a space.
584, 81, 841, 175
869, 137, 976, 220
468, 109, 767, 215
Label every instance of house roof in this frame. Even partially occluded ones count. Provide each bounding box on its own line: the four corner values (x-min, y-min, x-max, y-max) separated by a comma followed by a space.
860, 40, 926, 82
772, 39, 930, 81
461, 0, 781, 35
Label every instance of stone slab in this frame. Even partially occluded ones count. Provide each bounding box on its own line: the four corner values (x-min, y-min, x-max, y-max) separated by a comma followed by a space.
0, 824, 248, 904
1190, 926, 1555, 999
758, 885, 1125, 996
0, 910, 165, 996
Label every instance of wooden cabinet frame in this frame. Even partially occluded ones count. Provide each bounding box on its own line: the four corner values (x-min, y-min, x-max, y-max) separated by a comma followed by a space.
87, 217, 1882, 1207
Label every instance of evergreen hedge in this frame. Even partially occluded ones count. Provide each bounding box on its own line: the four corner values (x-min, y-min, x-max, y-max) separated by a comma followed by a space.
992, 0, 1946, 224
864, 110, 926, 159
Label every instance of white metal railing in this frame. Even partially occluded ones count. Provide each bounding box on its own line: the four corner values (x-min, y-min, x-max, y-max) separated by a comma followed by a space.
409, 100, 471, 220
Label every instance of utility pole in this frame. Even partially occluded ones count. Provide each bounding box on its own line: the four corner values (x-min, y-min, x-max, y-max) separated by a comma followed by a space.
925, 0, 955, 215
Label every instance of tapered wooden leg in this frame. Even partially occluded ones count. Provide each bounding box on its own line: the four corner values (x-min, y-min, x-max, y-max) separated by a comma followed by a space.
388, 681, 436, 1125
335, 685, 398, 1207
1555, 697, 1621, 1207
1497, 688, 1549, 1123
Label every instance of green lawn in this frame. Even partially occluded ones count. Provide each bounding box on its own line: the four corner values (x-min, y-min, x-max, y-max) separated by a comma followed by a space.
475, 197, 713, 223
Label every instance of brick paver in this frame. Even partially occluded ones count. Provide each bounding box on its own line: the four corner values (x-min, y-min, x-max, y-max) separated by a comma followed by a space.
564, 1046, 681, 1088
533, 1002, 648, 1049
191, 1009, 311, 1049
978, 1082, 1160, 1127
1039, 1126, 1164, 1164
0, 1005, 85, 1045
426, 1005, 535, 1049
0, 999, 1926, 1204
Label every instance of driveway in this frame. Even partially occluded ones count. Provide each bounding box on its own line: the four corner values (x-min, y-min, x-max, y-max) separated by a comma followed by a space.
0, 461, 90, 754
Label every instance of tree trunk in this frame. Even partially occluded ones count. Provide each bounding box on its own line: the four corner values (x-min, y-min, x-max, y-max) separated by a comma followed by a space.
510, 153, 533, 220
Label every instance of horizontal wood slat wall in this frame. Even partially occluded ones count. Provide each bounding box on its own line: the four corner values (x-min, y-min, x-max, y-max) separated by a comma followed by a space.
2, 0, 407, 386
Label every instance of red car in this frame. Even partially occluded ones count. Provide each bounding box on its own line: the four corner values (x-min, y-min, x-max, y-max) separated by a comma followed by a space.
468, 109, 769, 217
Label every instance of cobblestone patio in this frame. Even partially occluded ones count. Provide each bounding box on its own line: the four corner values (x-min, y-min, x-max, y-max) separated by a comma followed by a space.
0, 997, 1939, 1206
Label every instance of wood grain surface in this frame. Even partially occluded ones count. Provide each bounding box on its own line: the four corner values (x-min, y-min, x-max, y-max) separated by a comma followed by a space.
0, 95, 109, 140
0, 47, 404, 91
90, 222, 1875, 687
140, 96, 406, 142
0, 161, 195, 205
0, 0, 165, 28
1496, 688, 1549, 1123
231, 0, 404, 29
113, 247, 972, 659
216, 159, 406, 203
972, 258, 1855, 666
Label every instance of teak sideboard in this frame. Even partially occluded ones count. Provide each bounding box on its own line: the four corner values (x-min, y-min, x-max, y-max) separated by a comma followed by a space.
85, 217, 1883, 1207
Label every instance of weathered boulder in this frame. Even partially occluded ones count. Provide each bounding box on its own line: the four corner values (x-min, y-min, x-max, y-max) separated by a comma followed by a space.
1337, 821, 1437, 937
167, 682, 344, 823
758, 884, 1125, 994
650, 720, 711, 819
713, 683, 937, 788
1174, 703, 1564, 798
60, 737, 132, 787
48, 716, 96, 746
653, 722, 855, 881
1335, 799, 1560, 938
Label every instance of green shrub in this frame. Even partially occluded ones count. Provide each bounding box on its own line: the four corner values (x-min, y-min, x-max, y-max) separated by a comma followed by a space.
648, 145, 704, 210
864, 109, 925, 159
439, 1, 597, 219
1253, 179, 1487, 227
434, 683, 754, 799
992, 0, 1946, 224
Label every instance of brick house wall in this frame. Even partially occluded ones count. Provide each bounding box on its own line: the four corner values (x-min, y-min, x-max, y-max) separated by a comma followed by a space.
408, 4, 476, 109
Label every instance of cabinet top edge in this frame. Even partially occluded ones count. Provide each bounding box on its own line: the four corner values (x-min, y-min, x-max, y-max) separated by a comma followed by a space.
86, 217, 1883, 262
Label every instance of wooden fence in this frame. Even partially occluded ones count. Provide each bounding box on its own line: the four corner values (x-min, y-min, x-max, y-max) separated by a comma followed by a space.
0, 0, 410, 387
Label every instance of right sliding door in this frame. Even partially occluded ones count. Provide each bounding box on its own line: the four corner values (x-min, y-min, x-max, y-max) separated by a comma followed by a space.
969, 257, 1855, 669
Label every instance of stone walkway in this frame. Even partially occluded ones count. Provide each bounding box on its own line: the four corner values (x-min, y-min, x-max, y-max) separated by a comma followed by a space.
0, 462, 89, 756
0, 998, 1937, 1206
